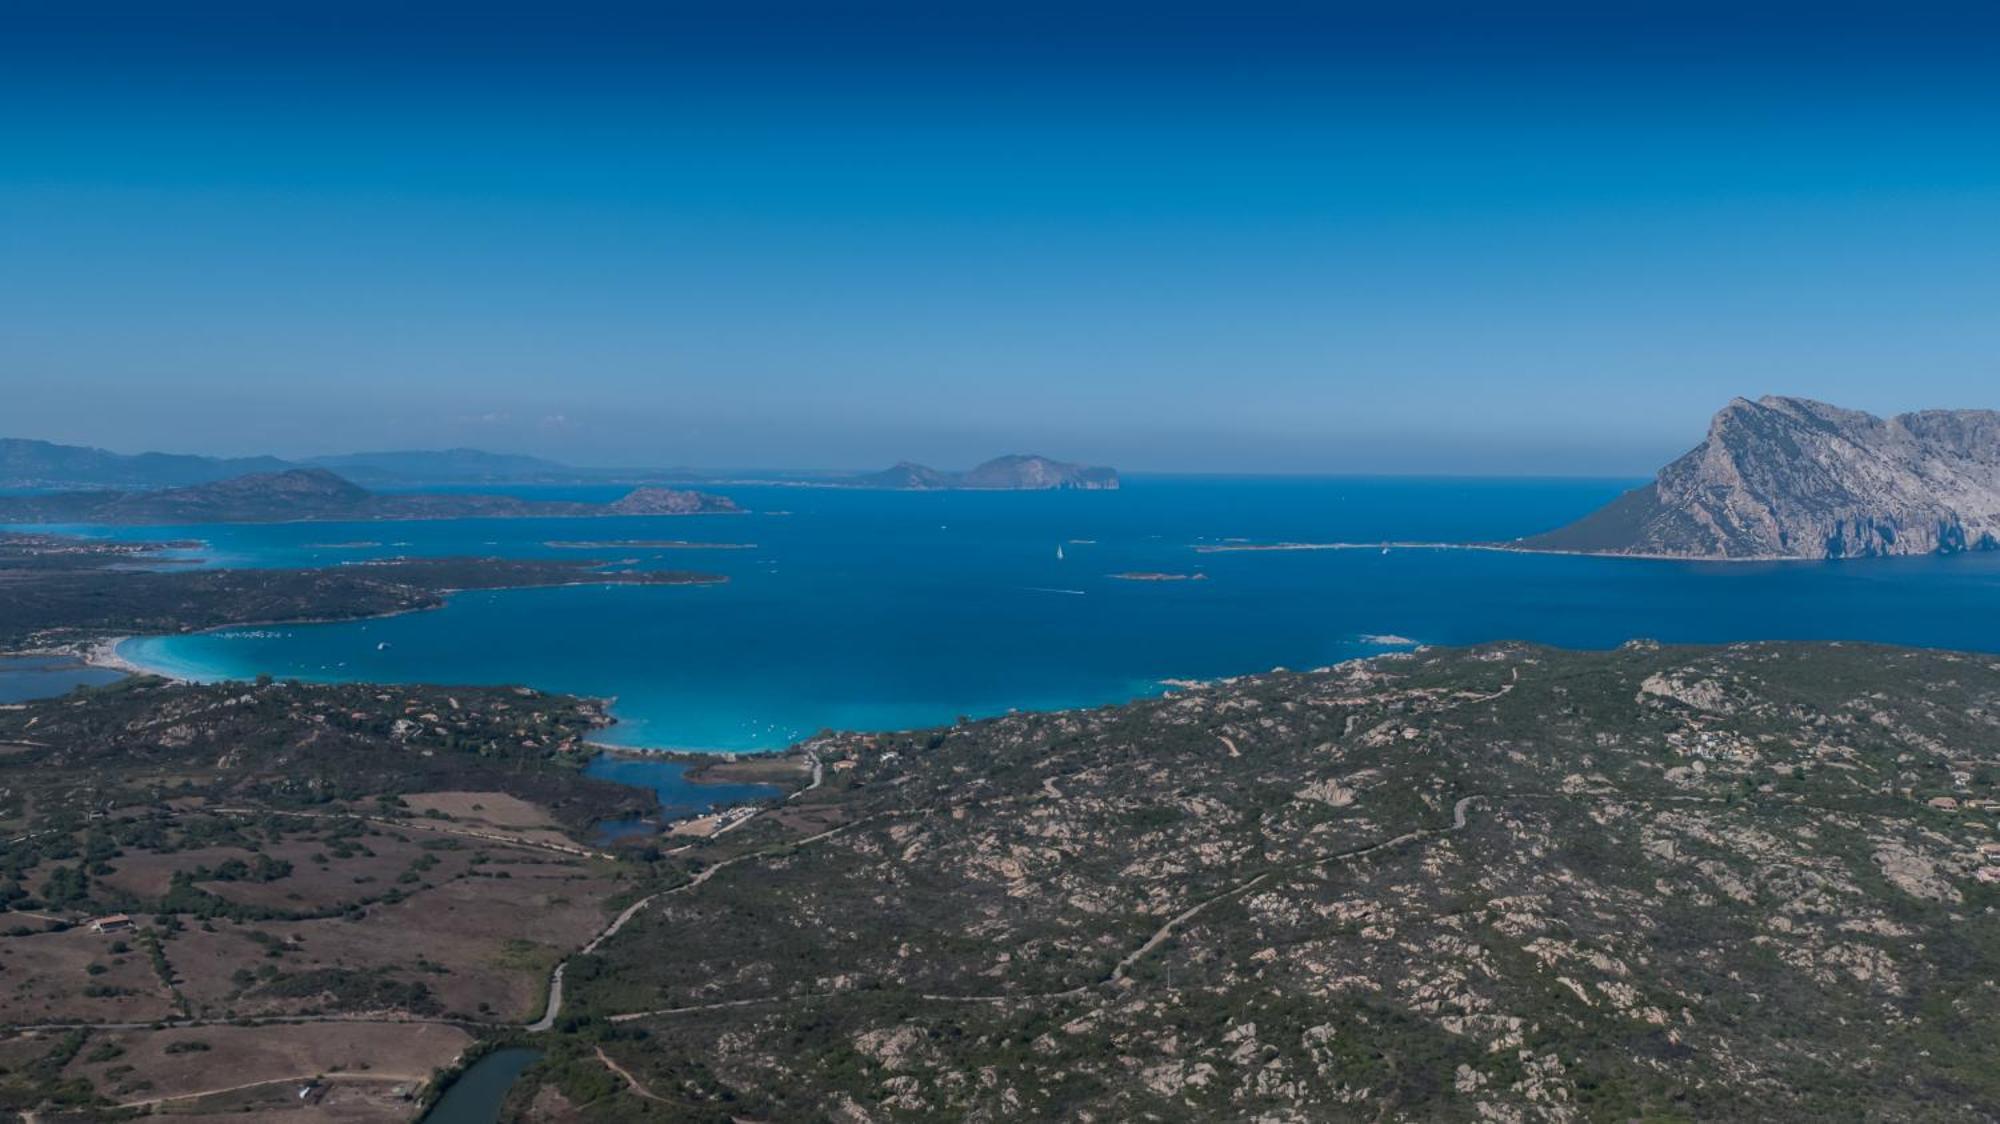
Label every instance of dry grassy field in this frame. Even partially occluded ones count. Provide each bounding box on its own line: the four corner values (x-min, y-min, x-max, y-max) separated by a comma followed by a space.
0, 926, 175, 1024
159, 849, 623, 1022
65, 1022, 471, 1115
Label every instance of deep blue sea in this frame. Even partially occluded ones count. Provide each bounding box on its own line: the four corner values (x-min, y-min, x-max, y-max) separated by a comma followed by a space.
31, 476, 2000, 752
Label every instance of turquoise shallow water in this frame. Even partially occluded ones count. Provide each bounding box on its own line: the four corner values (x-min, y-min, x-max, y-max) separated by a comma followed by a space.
73, 475, 2000, 751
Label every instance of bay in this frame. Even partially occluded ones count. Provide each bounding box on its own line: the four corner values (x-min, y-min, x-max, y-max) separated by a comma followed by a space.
82, 475, 2000, 751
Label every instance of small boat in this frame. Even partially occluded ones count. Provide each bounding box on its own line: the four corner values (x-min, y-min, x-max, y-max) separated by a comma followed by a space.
376, 642, 391, 651
1056, 544, 1065, 561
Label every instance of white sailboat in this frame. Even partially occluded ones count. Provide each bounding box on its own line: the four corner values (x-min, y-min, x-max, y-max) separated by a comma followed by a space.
1056, 543, 1065, 561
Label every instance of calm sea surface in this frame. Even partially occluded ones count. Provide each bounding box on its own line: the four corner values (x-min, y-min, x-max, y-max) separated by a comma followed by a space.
39, 475, 2000, 751
0, 656, 126, 703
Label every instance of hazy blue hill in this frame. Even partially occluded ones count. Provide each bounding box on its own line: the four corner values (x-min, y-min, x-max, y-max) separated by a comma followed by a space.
0, 468, 739, 523
304, 448, 580, 485
838, 453, 1119, 490
844, 460, 958, 489
0, 436, 714, 491
0, 437, 292, 490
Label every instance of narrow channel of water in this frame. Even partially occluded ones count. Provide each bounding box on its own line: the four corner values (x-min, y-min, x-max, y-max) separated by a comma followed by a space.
421, 1047, 541, 1124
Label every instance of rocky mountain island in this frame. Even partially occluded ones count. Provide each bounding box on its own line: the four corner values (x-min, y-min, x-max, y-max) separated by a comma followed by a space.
1519, 396, 2000, 559
0, 468, 741, 524
843, 453, 1119, 490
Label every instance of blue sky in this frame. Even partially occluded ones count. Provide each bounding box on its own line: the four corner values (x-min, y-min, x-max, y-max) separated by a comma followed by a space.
4, 2, 1999, 472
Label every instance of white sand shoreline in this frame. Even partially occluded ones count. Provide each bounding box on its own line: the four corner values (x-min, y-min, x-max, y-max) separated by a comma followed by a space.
1190, 540, 1829, 564
82, 636, 188, 682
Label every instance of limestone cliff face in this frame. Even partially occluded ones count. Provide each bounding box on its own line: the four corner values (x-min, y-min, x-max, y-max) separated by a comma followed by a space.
1521, 397, 2000, 559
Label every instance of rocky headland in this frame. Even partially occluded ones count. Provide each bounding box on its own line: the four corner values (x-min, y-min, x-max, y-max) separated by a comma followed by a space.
1519, 396, 2000, 559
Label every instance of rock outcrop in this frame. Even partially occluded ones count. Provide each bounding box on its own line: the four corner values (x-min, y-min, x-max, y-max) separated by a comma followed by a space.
1519, 396, 2000, 559
605, 487, 741, 515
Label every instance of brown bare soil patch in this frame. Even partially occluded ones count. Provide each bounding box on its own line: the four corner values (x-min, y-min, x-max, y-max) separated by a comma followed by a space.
763, 804, 852, 835
394, 791, 579, 849
683, 756, 809, 785
666, 814, 723, 838
150, 1078, 420, 1120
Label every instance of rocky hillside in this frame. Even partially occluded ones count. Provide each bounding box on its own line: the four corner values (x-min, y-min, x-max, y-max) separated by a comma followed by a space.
1519, 396, 2000, 559
0, 468, 741, 523
531, 641, 2000, 1123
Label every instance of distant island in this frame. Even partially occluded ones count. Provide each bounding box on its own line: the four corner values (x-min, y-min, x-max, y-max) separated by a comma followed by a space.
1518, 396, 2000, 560
0, 468, 741, 524
838, 454, 1118, 490
0, 437, 1117, 492
0, 438, 710, 489
543, 539, 757, 550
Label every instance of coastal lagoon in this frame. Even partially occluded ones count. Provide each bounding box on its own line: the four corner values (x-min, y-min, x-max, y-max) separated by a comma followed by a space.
72, 475, 2000, 751
0, 656, 126, 703
581, 754, 781, 841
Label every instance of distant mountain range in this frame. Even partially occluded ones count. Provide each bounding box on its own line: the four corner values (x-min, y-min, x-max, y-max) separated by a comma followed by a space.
0, 468, 741, 524
0, 438, 1117, 492
0, 438, 294, 490
1519, 396, 2000, 560
300, 449, 636, 486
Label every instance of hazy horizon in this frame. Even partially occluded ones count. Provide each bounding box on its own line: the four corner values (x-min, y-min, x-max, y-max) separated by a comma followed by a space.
8, 430, 1669, 480
8, 2, 2000, 474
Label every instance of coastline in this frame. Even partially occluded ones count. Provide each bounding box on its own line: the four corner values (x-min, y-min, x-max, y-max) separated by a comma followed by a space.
0, 509, 752, 528
1191, 540, 1833, 564
67, 573, 727, 690
83, 636, 188, 682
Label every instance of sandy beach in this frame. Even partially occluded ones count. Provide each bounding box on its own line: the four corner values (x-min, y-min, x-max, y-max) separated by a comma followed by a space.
82, 636, 183, 681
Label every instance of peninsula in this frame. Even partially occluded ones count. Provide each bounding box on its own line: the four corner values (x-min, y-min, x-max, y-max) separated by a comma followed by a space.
0, 468, 741, 525
1518, 396, 2000, 560
0, 533, 724, 651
